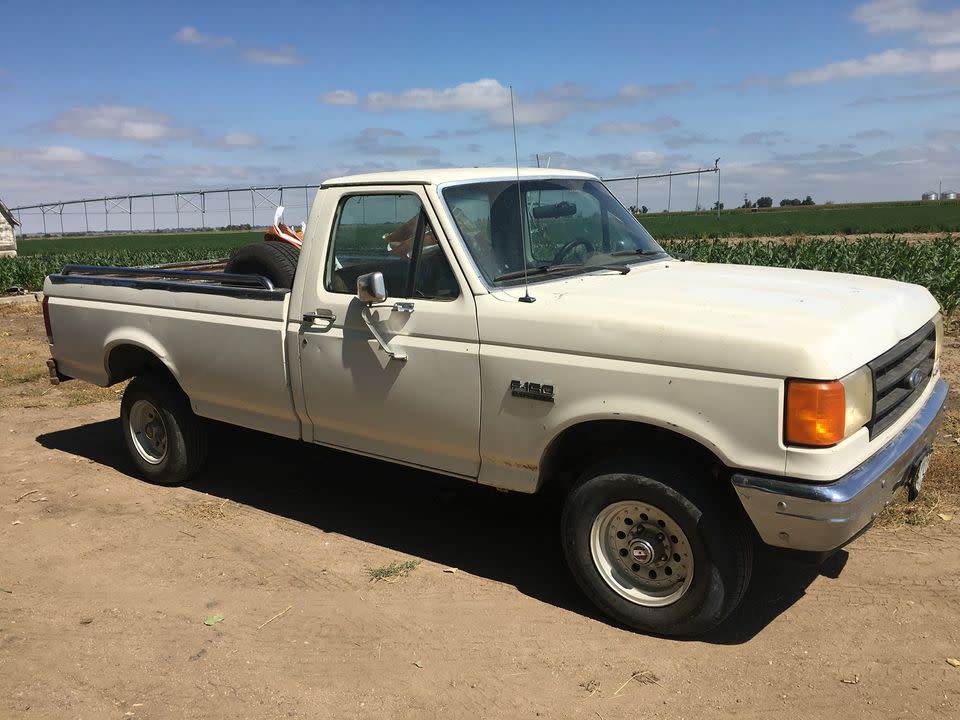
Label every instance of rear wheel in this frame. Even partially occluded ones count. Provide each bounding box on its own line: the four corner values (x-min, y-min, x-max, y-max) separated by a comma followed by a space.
120, 374, 207, 486
561, 457, 752, 636
225, 242, 299, 289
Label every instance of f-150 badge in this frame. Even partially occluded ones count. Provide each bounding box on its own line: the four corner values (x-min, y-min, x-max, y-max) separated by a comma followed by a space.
510, 380, 555, 402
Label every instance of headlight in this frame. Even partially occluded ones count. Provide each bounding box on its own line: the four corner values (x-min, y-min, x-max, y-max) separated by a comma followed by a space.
785, 366, 873, 447
934, 313, 943, 373
840, 365, 872, 437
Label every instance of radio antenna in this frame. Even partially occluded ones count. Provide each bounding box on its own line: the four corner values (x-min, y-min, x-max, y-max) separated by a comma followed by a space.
510, 85, 535, 303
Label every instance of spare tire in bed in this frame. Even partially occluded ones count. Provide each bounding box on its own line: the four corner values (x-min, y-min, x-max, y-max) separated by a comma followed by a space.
224, 242, 299, 289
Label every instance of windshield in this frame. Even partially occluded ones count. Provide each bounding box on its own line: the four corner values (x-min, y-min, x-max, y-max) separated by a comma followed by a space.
442, 178, 667, 285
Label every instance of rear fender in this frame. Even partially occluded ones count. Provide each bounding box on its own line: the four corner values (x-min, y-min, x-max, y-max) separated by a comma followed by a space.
103, 328, 182, 388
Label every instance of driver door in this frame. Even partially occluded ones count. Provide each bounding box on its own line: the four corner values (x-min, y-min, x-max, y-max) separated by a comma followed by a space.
295, 186, 481, 477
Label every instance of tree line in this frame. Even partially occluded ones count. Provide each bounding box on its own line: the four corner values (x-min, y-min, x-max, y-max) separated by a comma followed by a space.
741, 195, 815, 209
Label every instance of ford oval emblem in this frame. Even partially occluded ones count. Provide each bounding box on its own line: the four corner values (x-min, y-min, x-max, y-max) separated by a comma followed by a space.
907, 367, 923, 389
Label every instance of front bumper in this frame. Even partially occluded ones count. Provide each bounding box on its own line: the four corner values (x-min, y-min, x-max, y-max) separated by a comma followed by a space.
732, 378, 948, 552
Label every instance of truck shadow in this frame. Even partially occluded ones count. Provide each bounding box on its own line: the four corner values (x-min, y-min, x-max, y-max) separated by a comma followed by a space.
37, 418, 847, 645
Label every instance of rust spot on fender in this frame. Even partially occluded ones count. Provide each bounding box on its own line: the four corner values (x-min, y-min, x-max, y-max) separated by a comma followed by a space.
487, 457, 539, 471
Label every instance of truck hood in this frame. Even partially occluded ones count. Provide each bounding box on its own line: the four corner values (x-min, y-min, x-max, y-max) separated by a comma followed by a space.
481, 260, 940, 378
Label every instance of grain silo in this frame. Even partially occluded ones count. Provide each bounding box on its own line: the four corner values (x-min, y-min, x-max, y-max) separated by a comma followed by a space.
922, 191, 939, 201
942, 191, 958, 201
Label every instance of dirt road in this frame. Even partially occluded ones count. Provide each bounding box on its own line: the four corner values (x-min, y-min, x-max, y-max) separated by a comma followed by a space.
1, 303, 959, 718
3, 407, 959, 719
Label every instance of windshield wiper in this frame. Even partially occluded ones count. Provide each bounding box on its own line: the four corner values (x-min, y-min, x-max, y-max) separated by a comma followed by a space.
494, 264, 575, 282
608, 249, 664, 257
494, 263, 630, 282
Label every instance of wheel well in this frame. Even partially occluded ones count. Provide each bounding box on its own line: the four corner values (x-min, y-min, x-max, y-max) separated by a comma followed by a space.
538, 420, 727, 496
106, 344, 174, 385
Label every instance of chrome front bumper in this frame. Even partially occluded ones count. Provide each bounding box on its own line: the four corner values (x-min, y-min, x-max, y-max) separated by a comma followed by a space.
732, 378, 949, 552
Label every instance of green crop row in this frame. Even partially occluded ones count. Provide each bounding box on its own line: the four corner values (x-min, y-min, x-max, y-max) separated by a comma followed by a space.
0, 247, 237, 291
660, 236, 960, 314
639, 202, 960, 239
15, 230, 262, 256
4, 235, 960, 314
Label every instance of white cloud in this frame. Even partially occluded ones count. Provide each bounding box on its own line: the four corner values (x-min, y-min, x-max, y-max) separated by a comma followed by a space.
774, 143, 862, 164
527, 149, 691, 178
320, 90, 358, 105
214, 132, 262, 148
851, 128, 892, 140
319, 78, 695, 127
739, 131, 786, 146
589, 117, 680, 135
356, 127, 403, 138
848, 87, 960, 104
852, 0, 960, 46
243, 45, 304, 65
350, 128, 441, 157
424, 127, 486, 139
40, 105, 264, 153
43, 105, 198, 144
787, 46, 960, 83
0, 145, 137, 181
362, 78, 508, 113
617, 81, 694, 100
787, 3, 960, 85
0, 143, 297, 211
663, 132, 722, 149
693, 143, 960, 204
926, 129, 960, 144
173, 26, 235, 48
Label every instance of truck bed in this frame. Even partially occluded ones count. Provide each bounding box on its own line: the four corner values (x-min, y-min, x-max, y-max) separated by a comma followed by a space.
44, 264, 300, 440
48, 264, 286, 301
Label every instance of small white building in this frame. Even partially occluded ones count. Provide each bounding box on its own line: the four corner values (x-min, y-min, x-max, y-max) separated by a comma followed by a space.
0, 199, 18, 258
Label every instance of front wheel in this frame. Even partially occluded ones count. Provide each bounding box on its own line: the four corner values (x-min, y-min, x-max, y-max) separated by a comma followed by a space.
120, 374, 207, 486
561, 458, 752, 636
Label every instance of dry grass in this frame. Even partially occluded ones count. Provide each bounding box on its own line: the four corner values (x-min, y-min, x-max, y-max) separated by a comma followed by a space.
874, 320, 960, 527
0, 301, 121, 410
367, 559, 421, 581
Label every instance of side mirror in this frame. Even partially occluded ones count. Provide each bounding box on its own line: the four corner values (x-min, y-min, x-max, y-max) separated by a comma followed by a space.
356, 271, 387, 305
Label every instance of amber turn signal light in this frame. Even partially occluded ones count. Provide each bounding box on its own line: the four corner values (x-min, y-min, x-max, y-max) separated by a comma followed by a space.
785, 380, 846, 446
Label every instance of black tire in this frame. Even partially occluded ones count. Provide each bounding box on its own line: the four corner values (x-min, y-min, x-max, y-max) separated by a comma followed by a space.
120, 374, 207, 486
224, 242, 299, 289
561, 456, 753, 637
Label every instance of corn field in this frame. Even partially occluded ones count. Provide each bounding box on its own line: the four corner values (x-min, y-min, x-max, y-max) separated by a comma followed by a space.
0, 247, 236, 293
2, 235, 959, 314
660, 236, 960, 314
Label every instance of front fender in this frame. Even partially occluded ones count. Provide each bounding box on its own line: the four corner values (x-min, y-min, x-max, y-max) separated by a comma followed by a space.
477, 346, 787, 493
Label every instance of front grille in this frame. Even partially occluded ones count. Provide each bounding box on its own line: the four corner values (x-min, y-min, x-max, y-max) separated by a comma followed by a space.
868, 321, 935, 437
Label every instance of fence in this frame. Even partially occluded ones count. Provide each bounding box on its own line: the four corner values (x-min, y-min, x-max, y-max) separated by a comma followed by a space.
8, 185, 321, 238
7, 165, 723, 237
602, 164, 721, 218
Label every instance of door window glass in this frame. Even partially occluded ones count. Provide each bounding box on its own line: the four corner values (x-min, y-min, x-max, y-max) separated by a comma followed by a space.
325, 194, 459, 299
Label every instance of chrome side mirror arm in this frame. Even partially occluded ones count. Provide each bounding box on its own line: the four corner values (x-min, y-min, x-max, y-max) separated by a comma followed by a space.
360, 306, 407, 361
356, 271, 407, 361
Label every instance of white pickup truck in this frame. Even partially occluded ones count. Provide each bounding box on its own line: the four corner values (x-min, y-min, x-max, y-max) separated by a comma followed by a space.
43, 168, 947, 636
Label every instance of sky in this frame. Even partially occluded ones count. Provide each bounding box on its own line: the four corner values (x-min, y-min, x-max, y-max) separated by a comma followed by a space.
2, 0, 960, 232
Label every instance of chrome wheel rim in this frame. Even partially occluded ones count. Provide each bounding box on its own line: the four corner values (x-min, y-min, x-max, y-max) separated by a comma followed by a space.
129, 399, 168, 465
589, 501, 694, 607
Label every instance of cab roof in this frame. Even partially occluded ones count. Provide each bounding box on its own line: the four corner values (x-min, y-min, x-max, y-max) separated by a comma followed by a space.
321, 167, 598, 188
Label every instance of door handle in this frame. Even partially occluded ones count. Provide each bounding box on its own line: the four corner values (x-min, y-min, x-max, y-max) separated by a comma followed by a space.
392, 301, 415, 313
303, 308, 337, 323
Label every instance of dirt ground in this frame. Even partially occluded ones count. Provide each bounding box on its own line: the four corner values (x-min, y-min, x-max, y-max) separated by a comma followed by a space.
1, 300, 959, 719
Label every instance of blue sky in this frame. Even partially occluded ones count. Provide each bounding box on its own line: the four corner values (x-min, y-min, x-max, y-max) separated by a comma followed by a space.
2, 0, 960, 231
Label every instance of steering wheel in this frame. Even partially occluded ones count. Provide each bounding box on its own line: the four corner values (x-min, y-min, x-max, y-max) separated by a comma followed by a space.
552, 238, 595, 265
